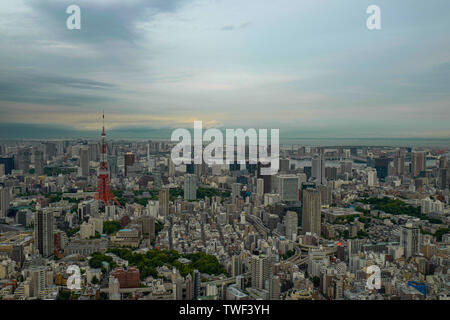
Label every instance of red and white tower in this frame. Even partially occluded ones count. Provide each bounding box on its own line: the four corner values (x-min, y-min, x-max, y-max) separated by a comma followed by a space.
95, 111, 120, 206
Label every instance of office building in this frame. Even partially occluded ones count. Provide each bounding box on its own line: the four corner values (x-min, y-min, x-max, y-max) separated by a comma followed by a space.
250, 254, 271, 290
231, 255, 242, 277
184, 174, 197, 201
159, 187, 170, 217
141, 215, 155, 240
0, 187, 9, 219
0, 157, 14, 175
33, 150, 44, 175
374, 156, 390, 181
80, 146, 90, 177
278, 174, 299, 202
302, 188, 321, 236
269, 276, 281, 300
312, 153, 326, 185
34, 210, 54, 257
401, 224, 420, 259
411, 151, 426, 177
284, 211, 298, 241
16, 148, 31, 173
193, 269, 201, 300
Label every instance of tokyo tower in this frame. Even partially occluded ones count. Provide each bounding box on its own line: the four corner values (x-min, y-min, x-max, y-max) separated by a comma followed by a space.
94, 111, 120, 206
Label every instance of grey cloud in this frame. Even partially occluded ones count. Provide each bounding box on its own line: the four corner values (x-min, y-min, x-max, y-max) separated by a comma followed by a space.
0, 69, 118, 107
239, 21, 251, 29
0, 0, 193, 109
220, 22, 251, 31
220, 25, 235, 31
25, 0, 191, 43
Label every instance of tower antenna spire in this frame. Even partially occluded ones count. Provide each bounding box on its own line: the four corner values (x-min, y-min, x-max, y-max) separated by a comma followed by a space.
102, 109, 105, 135
95, 110, 120, 207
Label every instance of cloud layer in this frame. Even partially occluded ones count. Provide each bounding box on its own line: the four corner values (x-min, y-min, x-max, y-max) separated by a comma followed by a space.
0, 0, 449, 139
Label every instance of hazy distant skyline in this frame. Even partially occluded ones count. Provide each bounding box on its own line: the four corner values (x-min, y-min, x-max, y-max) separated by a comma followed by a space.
0, 0, 449, 139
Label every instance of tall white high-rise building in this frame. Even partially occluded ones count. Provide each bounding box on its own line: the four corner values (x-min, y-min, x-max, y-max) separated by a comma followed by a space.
31, 267, 48, 298
168, 158, 175, 177
367, 169, 377, 187
109, 276, 121, 300
256, 178, 264, 200
250, 254, 271, 290
312, 153, 327, 185
400, 223, 420, 259
284, 210, 298, 241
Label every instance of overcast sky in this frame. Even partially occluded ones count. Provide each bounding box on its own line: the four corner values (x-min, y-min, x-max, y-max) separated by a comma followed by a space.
0, 0, 449, 139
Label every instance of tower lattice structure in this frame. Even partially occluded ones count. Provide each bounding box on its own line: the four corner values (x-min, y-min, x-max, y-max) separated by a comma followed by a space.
95, 112, 120, 206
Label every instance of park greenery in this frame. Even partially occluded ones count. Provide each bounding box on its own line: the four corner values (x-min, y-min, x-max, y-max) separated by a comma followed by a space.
103, 221, 122, 235
44, 167, 77, 176
65, 227, 80, 237
281, 250, 295, 260
435, 228, 450, 242
106, 248, 227, 279
335, 214, 362, 224
359, 196, 442, 223
88, 252, 118, 269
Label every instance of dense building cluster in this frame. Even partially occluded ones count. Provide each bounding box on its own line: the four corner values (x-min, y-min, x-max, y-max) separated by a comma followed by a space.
0, 137, 449, 300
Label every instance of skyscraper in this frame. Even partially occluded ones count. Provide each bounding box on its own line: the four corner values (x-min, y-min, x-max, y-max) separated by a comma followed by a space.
437, 157, 448, 189
124, 152, 135, 176
257, 162, 272, 193
185, 274, 193, 300
108, 155, 118, 178
16, 148, 31, 173
256, 178, 264, 200
31, 267, 48, 298
401, 224, 420, 259
374, 156, 390, 181
153, 167, 162, 190
250, 254, 271, 290
278, 174, 300, 202
411, 151, 426, 177
34, 149, 44, 175
168, 158, 175, 177
141, 215, 155, 240
312, 153, 326, 185
0, 187, 9, 219
80, 146, 90, 177
393, 150, 405, 176
302, 188, 321, 236
367, 169, 377, 187
319, 185, 332, 206
284, 210, 298, 241
34, 210, 54, 257
269, 275, 281, 300
184, 174, 197, 201
0, 157, 14, 175
231, 255, 242, 277
193, 269, 201, 300
279, 159, 290, 173
159, 187, 170, 217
